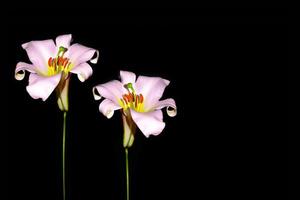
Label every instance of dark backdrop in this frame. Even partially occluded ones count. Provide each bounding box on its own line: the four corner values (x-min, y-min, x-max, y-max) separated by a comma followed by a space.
4, 9, 287, 200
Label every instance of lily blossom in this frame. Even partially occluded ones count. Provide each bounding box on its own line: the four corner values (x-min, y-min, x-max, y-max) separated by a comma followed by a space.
15, 34, 99, 111
93, 70, 177, 147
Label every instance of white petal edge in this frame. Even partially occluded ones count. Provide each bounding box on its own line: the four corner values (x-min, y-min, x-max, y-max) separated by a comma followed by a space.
26, 73, 62, 101
155, 98, 177, 117
99, 99, 121, 119
15, 62, 36, 80
70, 62, 93, 82
130, 109, 165, 138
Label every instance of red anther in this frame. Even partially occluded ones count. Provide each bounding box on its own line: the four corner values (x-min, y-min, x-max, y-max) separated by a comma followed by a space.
135, 95, 139, 104
57, 57, 61, 66
48, 57, 53, 67
58, 57, 64, 66
139, 94, 144, 103
123, 95, 128, 104
61, 57, 65, 66
124, 94, 130, 102
63, 58, 69, 68
129, 93, 134, 102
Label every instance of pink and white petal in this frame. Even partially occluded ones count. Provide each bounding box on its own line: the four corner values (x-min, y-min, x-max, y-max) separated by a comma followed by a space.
22, 39, 56, 74
135, 76, 170, 110
99, 99, 121, 119
120, 70, 136, 84
122, 114, 135, 148
155, 98, 177, 117
70, 62, 93, 82
26, 73, 61, 101
15, 62, 36, 80
55, 34, 72, 48
92, 80, 124, 104
131, 109, 165, 137
67, 43, 99, 66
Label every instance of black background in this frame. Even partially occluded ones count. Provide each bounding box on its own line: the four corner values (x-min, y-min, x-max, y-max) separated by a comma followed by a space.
4, 9, 288, 200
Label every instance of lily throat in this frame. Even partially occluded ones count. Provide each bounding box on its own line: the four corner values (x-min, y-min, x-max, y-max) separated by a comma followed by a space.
48, 46, 72, 75
120, 83, 144, 112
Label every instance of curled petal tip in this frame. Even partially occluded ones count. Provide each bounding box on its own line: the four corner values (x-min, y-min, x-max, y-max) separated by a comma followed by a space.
15, 70, 25, 80
105, 110, 114, 119
71, 63, 93, 82
90, 50, 99, 64
15, 62, 36, 81
92, 87, 102, 100
99, 99, 121, 119
155, 98, 177, 117
77, 75, 85, 82
167, 106, 177, 117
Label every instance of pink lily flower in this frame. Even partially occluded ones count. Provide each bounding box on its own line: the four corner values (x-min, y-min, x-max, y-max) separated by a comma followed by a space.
15, 34, 99, 111
93, 70, 177, 148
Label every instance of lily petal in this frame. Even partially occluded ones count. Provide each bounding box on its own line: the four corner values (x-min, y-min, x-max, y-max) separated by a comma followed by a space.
15, 62, 36, 80
120, 70, 136, 84
131, 109, 165, 137
22, 39, 56, 74
99, 99, 121, 119
155, 98, 177, 117
135, 76, 170, 111
55, 34, 72, 48
93, 80, 124, 104
26, 73, 61, 101
70, 62, 93, 82
67, 43, 99, 66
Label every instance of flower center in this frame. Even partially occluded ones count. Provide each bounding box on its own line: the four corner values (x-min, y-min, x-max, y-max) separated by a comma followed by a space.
48, 46, 72, 76
120, 83, 144, 112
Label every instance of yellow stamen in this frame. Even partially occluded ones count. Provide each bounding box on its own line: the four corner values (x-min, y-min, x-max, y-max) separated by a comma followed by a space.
47, 46, 72, 76
120, 90, 144, 112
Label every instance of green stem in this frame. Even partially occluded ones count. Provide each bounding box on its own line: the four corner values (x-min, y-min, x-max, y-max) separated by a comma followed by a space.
62, 112, 67, 200
125, 148, 129, 200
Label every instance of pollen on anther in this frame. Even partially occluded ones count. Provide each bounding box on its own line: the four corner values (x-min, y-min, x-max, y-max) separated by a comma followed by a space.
139, 94, 144, 104
48, 57, 53, 67
123, 95, 128, 104
129, 93, 134, 102
63, 58, 69, 68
